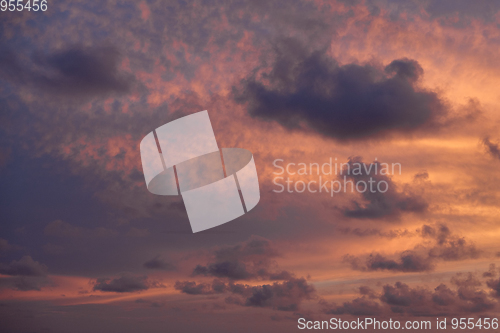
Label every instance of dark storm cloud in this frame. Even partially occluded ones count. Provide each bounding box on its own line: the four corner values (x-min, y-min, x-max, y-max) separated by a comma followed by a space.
93, 274, 156, 293
0, 256, 48, 277
483, 137, 500, 160
344, 224, 480, 273
339, 157, 428, 219
235, 38, 447, 141
0, 45, 133, 97
143, 256, 176, 271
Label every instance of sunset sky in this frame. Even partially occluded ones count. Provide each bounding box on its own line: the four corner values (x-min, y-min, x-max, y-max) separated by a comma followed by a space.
1, 1, 500, 332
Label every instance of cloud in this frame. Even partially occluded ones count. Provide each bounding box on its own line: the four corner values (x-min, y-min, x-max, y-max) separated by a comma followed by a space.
359, 286, 378, 298
44, 220, 118, 239
0, 238, 20, 255
235, 38, 447, 141
0, 256, 48, 277
175, 281, 210, 295
0, 239, 9, 254
379, 278, 494, 315
487, 278, 500, 298
367, 252, 434, 272
483, 137, 500, 160
424, 0, 500, 25
0, 256, 51, 291
212, 237, 279, 262
451, 272, 482, 288
0, 276, 52, 291
174, 280, 224, 295
193, 261, 251, 280
423, 224, 481, 261
381, 282, 431, 310
322, 268, 500, 317
143, 256, 176, 271
135, 298, 165, 308
12, 278, 48, 291
344, 251, 434, 273
0, 45, 134, 98
337, 227, 412, 238
92, 274, 160, 293
176, 277, 315, 311
339, 157, 428, 219
323, 297, 383, 316
485, 265, 500, 298
450, 273, 496, 312
176, 238, 315, 311
483, 264, 497, 278
242, 278, 315, 311
192, 237, 291, 281
344, 224, 480, 272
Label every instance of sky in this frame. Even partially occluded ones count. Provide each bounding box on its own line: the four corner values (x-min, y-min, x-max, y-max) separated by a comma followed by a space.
1, 0, 500, 332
